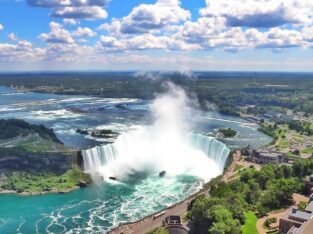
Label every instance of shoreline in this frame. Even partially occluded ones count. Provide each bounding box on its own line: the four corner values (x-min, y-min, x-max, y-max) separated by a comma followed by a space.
0, 185, 81, 196
108, 186, 208, 234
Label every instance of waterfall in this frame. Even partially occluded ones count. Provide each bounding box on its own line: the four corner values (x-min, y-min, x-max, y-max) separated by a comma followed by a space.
189, 134, 230, 172
82, 128, 230, 181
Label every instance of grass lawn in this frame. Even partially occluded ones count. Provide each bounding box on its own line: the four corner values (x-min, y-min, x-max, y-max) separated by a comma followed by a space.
243, 211, 258, 234
234, 164, 244, 172
302, 147, 313, 154
15, 135, 71, 153
1, 166, 90, 193
146, 227, 169, 234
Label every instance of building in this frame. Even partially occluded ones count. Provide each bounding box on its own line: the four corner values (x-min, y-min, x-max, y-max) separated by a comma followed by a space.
254, 152, 285, 164
287, 219, 313, 234
163, 216, 189, 234
304, 201, 313, 213
241, 146, 286, 164
279, 207, 313, 233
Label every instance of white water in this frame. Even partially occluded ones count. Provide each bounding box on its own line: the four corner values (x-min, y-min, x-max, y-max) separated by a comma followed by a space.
82, 83, 230, 182
82, 129, 230, 182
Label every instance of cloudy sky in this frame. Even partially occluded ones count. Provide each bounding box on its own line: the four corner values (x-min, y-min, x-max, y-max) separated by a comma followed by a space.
1, 0, 313, 71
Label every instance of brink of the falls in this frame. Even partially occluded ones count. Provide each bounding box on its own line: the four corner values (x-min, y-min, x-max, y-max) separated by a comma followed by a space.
83, 83, 230, 183
82, 128, 230, 183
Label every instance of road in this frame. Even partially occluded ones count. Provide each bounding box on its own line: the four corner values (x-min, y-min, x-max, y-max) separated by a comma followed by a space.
0, 134, 34, 148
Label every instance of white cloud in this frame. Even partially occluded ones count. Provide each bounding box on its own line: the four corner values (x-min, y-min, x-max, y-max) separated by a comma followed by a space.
8, 33, 18, 41
4, 0, 313, 71
72, 27, 97, 37
52, 6, 108, 20
115, 0, 190, 34
0, 40, 45, 63
28, 0, 110, 7
28, 0, 110, 20
40, 21, 74, 44
200, 0, 313, 28
63, 19, 78, 25
0, 24, 3, 31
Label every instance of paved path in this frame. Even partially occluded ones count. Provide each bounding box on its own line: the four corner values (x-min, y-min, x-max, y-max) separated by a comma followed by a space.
0, 134, 33, 148
256, 209, 286, 234
256, 193, 309, 234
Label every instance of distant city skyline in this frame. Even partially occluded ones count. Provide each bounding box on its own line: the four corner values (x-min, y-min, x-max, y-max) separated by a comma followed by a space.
1, 0, 313, 71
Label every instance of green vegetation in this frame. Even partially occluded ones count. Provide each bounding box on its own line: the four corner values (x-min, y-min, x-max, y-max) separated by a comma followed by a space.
16, 136, 69, 153
0, 119, 84, 194
1, 166, 91, 194
219, 128, 237, 138
258, 121, 313, 153
258, 123, 279, 144
146, 228, 169, 234
3, 72, 313, 117
298, 201, 307, 211
301, 148, 313, 155
278, 120, 313, 136
234, 164, 244, 172
243, 211, 258, 234
188, 159, 313, 234
264, 217, 277, 229
0, 119, 61, 143
0, 119, 72, 157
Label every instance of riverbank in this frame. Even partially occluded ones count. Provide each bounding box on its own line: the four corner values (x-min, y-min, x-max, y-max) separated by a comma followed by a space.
0, 167, 92, 196
0, 186, 80, 196
108, 188, 207, 234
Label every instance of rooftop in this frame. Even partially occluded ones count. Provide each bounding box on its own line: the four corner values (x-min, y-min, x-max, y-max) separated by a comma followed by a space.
289, 209, 313, 221
260, 152, 281, 158
305, 201, 313, 213
297, 219, 313, 234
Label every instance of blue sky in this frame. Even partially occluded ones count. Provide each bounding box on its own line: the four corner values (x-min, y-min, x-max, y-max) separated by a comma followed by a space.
0, 0, 313, 71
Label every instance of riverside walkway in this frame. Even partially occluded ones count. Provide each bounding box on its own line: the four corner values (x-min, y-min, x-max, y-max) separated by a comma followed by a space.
108, 190, 207, 234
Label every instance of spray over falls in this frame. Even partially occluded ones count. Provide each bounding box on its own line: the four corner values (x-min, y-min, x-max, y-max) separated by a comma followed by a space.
82, 83, 230, 182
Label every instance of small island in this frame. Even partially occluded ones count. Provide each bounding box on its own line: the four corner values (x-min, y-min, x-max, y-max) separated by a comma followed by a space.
76, 128, 89, 135
91, 129, 119, 139
218, 128, 237, 138
76, 128, 119, 139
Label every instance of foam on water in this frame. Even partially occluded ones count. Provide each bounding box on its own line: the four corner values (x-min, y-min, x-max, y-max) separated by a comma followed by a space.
83, 83, 230, 182
83, 129, 229, 182
27, 109, 82, 121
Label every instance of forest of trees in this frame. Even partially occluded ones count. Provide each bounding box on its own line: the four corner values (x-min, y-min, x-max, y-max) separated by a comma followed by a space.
2, 72, 313, 116
0, 119, 62, 144
187, 159, 313, 234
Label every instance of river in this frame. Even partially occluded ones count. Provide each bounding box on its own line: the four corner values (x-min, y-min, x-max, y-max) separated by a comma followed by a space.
0, 86, 271, 233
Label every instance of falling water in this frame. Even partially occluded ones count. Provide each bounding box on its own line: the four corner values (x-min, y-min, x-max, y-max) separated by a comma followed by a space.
83, 83, 230, 182
82, 129, 230, 182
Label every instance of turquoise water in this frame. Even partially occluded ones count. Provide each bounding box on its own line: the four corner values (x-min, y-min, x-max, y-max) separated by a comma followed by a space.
0, 175, 201, 233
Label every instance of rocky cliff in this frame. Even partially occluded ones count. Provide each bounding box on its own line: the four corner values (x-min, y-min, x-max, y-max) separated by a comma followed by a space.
0, 152, 77, 175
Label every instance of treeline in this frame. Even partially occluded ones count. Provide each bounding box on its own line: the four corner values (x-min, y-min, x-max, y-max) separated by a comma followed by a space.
0, 119, 62, 144
277, 120, 313, 136
3, 73, 313, 116
258, 123, 279, 144
187, 159, 313, 234
219, 128, 237, 138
